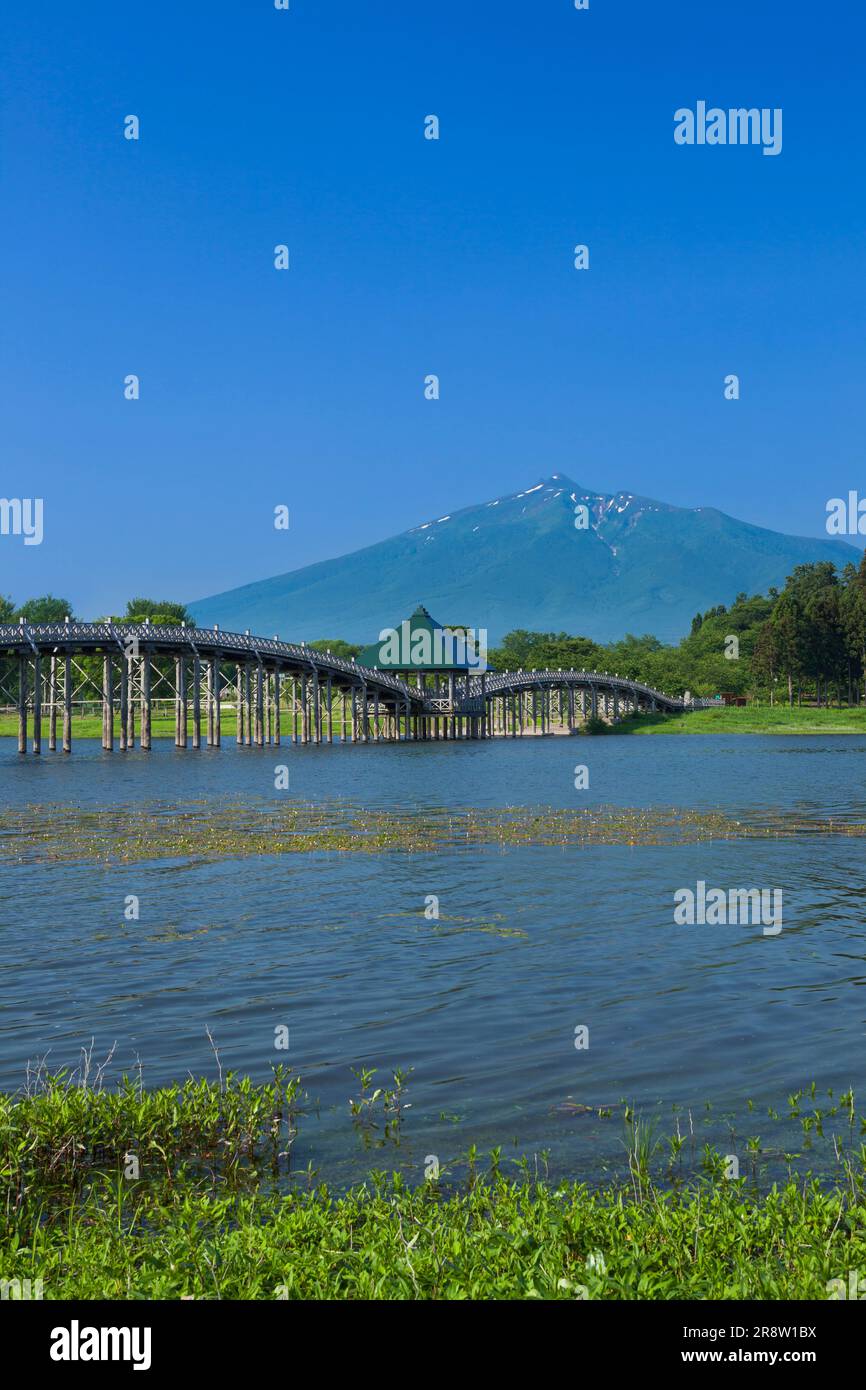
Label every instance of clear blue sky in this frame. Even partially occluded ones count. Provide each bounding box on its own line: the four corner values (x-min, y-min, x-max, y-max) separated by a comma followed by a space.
3, 0, 865, 618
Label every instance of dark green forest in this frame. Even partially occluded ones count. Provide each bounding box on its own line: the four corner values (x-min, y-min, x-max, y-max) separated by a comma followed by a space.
487, 555, 866, 704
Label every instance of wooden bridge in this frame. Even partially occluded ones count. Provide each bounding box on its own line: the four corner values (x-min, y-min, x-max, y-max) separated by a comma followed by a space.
0, 621, 706, 753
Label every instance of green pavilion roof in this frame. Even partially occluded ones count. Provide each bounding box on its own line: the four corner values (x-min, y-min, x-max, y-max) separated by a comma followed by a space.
356, 605, 482, 671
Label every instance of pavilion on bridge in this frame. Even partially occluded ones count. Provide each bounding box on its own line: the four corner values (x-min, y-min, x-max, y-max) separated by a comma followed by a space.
355, 604, 489, 709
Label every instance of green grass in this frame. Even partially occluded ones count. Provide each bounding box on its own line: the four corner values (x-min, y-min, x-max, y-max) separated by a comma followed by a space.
616, 705, 866, 735
0, 715, 226, 739
3, 1071, 866, 1299
12, 1168, 866, 1301
5, 705, 866, 740
0, 714, 354, 740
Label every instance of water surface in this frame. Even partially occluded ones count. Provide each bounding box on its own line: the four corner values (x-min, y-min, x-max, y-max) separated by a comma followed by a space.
2, 734, 864, 1186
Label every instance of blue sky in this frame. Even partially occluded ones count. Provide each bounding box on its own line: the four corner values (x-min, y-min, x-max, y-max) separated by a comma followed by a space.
3, 0, 865, 618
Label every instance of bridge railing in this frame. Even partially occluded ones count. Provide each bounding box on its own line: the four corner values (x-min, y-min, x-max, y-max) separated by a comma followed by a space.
466, 668, 686, 709
0, 622, 422, 705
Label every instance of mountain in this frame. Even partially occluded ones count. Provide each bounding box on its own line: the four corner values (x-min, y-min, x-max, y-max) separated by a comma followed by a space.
189, 475, 860, 645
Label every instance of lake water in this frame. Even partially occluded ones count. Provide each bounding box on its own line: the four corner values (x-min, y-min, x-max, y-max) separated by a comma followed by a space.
2, 733, 865, 1187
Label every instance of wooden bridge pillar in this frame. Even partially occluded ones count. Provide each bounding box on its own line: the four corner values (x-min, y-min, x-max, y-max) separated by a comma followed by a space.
17, 655, 27, 754
192, 656, 201, 749
313, 673, 322, 745
126, 653, 135, 748
244, 663, 253, 745
125, 653, 135, 749
63, 652, 72, 753
175, 657, 188, 749
119, 654, 128, 751
174, 658, 181, 747
235, 665, 244, 746
207, 659, 215, 745
255, 663, 264, 747
300, 675, 308, 744
274, 669, 281, 745
48, 655, 57, 751
214, 660, 222, 746
141, 652, 152, 750
32, 652, 42, 754
102, 654, 114, 751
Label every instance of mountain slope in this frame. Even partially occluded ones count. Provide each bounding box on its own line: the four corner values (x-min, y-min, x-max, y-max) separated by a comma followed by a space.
189, 476, 859, 644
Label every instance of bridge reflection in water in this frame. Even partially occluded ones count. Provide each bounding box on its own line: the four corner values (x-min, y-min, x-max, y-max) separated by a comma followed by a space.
0, 621, 710, 753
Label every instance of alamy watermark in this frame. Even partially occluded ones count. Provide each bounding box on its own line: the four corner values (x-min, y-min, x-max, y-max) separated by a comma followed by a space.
826, 492, 866, 536
674, 103, 782, 157
0, 497, 43, 545
1, 1277, 43, 1299
827, 1270, 866, 1299
50, 1322, 151, 1371
376, 621, 489, 671
674, 880, 782, 936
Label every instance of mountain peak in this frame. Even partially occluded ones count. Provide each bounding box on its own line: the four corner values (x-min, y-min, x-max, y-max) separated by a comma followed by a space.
191, 479, 861, 645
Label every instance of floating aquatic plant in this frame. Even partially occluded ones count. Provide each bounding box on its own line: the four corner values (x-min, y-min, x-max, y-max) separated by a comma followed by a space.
3, 799, 864, 867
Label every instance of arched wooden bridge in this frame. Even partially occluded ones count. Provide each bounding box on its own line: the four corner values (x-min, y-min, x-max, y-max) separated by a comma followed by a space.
0, 621, 707, 752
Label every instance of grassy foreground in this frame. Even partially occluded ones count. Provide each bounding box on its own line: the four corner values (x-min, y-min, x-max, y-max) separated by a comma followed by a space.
617, 705, 866, 735
8, 1169, 865, 1301
3, 1072, 866, 1299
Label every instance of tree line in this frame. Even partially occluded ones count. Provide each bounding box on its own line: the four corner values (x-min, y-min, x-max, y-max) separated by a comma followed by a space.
0, 596, 194, 626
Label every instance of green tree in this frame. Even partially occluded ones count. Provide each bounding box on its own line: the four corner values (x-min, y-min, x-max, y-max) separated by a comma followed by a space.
751, 620, 784, 703
310, 639, 361, 660
490, 630, 604, 671
840, 555, 866, 704
17, 595, 74, 623
124, 598, 194, 626
770, 589, 807, 705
